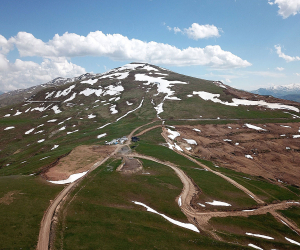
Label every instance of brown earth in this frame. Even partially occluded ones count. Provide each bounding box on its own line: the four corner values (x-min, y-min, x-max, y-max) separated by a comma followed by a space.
171, 123, 300, 186
0, 191, 18, 205
117, 156, 143, 174
44, 145, 116, 181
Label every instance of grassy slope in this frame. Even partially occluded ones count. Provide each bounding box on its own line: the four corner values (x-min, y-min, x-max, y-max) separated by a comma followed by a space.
209, 213, 300, 249
0, 176, 63, 249
54, 159, 247, 250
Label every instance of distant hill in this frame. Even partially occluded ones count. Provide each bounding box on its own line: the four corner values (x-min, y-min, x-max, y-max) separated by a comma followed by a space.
251, 83, 300, 103
0, 91, 4, 95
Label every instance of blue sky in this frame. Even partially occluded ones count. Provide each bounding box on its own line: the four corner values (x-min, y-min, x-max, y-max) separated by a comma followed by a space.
0, 0, 299, 92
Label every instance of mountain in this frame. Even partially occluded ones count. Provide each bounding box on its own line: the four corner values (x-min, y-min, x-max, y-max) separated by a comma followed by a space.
251, 83, 300, 102
0, 73, 96, 108
0, 91, 4, 95
1, 63, 300, 249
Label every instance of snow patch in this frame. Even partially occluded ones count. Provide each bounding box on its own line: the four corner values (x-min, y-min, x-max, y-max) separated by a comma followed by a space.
183, 139, 197, 145
167, 129, 180, 140
14, 110, 22, 116
178, 196, 182, 207
4, 126, 15, 130
193, 128, 201, 132
3, 114, 11, 117
126, 101, 133, 105
110, 105, 118, 114
192, 91, 299, 112
246, 232, 274, 240
245, 123, 266, 131
37, 139, 45, 143
285, 237, 300, 246
248, 244, 263, 250
293, 135, 300, 138
81, 79, 98, 85
51, 145, 59, 150
52, 105, 62, 114
63, 93, 76, 103
132, 201, 199, 233
97, 133, 107, 139
205, 200, 231, 206
280, 125, 291, 128
49, 171, 88, 184
55, 85, 75, 98
88, 114, 96, 119
25, 128, 35, 134
47, 119, 57, 123
174, 143, 183, 151
67, 130, 78, 135
245, 155, 253, 159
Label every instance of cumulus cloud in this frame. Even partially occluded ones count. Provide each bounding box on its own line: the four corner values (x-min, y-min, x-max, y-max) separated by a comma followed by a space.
268, 0, 300, 18
0, 30, 251, 91
0, 56, 86, 92
184, 23, 221, 40
276, 67, 284, 71
275, 45, 300, 62
10, 31, 249, 68
167, 23, 221, 40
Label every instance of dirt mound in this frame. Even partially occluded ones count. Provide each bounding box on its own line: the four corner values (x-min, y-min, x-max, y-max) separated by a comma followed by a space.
45, 145, 116, 181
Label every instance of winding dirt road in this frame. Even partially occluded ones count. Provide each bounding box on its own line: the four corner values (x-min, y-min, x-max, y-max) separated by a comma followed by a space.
129, 153, 300, 237
37, 122, 300, 249
36, 121, 157, 250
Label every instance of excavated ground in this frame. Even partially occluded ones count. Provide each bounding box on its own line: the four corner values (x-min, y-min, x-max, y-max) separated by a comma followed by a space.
117, 156, 143, 174
44, 145, 116, 181
174, 123, 300, 186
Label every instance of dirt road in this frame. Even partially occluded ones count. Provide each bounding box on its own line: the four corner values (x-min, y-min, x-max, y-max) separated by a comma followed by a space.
37, 121, 157, 250
129, 153, 300, 237
36, 146, 120, 250
161, 127, 265, 205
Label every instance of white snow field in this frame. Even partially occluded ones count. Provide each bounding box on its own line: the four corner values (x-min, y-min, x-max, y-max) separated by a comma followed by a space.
192, 91, 299, 112
167, 129, 180, 140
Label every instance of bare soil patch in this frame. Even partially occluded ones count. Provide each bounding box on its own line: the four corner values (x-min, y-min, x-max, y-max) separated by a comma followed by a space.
0, 191, 18, 205
45, 145, 116, 181
117, 156, 143, 174
174, 123, 300, 185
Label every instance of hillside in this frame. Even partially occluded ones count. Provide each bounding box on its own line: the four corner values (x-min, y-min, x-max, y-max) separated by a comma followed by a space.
1, 63, 300, 250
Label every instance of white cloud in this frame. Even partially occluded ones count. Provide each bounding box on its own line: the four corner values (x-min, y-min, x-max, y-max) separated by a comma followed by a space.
276, 66, 284, 71
0, 30, 252, 91
184, 23, 221, 40
168, 23, 221, 40
268, 0, 300, 18
296, 73, 300, 76
10, 31, 249, 68
173, 27, 181, 34
275, 45, 300, 62
0, 56, 86, 92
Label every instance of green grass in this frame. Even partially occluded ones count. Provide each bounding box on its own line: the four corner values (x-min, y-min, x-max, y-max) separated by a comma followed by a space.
200, 164, 300, 203
54, 158, 248, 250
181, 166, 257, 210
135, 142, 201, 168
209, 213, 300, 249
279, 206, 300, 228
0, 175, 63, 249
